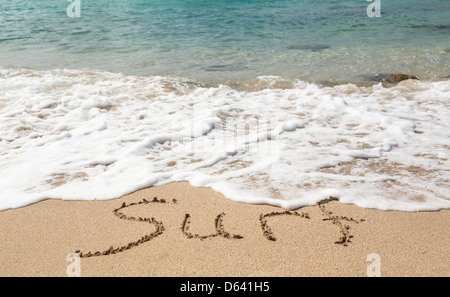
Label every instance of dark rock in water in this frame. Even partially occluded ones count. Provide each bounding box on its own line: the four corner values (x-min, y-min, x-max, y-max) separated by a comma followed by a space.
435, 24, 450, 30
205, 64, 247, 72
205, 65, 231, 72
444, 49, 450, 53
390, 74, 419, 82
373, 73, 419, 84
287, 44, 330, 52
410, 24, 450, 30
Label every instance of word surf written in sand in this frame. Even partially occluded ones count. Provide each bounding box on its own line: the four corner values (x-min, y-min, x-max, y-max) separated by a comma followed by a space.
74, 197, 365, 258
181, 212, 244, 240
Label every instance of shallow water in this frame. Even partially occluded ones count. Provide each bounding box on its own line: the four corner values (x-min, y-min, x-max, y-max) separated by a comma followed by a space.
0, 0, 449, 84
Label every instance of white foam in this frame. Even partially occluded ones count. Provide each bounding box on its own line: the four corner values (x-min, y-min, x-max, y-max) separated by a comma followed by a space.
0, 68, 449, 211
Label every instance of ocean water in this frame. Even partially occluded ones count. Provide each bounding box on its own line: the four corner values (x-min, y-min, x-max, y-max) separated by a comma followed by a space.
1, 0, 449, 83
0, 0, 449, 211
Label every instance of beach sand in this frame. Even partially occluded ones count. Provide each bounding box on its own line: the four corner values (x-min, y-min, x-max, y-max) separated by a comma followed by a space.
0, 182, 448, 277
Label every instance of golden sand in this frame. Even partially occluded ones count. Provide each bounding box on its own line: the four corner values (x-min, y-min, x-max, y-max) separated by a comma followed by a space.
0, 182, 448, 277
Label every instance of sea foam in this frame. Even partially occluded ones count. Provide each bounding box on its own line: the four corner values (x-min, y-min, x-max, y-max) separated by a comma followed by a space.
0, 68, 449, 211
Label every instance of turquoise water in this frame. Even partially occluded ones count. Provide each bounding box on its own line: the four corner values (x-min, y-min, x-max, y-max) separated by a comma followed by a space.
1, 0, 449, 84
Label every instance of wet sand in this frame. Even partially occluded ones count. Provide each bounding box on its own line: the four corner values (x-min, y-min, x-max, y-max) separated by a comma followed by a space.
0, 182, 448, 277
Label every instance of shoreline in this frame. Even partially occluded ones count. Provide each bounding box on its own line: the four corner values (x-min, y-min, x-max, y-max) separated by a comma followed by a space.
1, 68, 448, 213
1, 182, 448, 277
2, 66, 450, 90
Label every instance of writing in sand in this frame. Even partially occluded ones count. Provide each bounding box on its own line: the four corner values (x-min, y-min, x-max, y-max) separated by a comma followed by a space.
74, 197, 365, 258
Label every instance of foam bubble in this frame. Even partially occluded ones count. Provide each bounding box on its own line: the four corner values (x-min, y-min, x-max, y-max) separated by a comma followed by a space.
0, 68, 449, 211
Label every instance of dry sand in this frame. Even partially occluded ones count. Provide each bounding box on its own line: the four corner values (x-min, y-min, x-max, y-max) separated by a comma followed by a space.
0, 182, 448, 277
